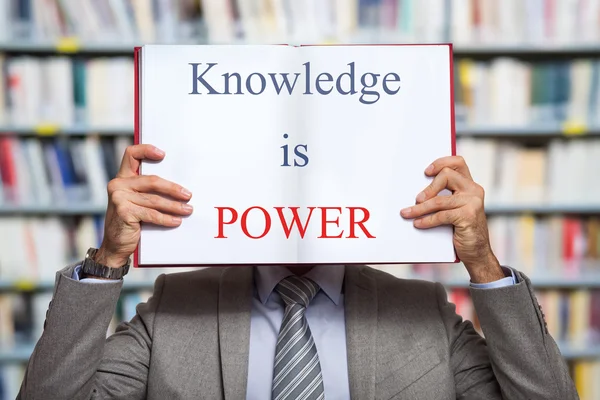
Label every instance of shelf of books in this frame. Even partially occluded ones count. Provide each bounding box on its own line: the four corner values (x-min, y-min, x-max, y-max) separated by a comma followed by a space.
2, 0, 600, 398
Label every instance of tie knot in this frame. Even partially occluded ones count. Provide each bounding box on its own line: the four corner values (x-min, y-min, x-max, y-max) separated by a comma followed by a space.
275, 276, 320, 308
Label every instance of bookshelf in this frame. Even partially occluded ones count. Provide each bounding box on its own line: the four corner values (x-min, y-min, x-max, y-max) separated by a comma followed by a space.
1, 1, 600, 399
3, 125, 600, 137
2, 41, 600, 57
0, 126, 133, 136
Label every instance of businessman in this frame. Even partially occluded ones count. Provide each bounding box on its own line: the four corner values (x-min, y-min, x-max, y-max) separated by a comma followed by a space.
19, 144, 578, 400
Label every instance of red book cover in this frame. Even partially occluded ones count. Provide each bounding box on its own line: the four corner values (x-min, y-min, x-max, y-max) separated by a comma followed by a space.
0, 137, 17, 201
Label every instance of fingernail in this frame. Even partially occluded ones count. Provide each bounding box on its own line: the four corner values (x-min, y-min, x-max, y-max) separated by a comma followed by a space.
400, 207, 412, 216
425, 164, 434, 174
172, 216, 182, 224
181, 188, 192, 198
414, 218, 422, 227
155, 147, 165, 156
416, 192, 426, 202
182, 203, 193, 213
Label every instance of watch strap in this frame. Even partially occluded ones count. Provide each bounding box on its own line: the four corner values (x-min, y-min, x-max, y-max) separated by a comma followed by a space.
81, 248, 130, 280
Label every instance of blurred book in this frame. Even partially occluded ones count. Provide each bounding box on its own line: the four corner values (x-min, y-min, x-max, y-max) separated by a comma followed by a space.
573, 360, 600, 400
4, 0, 201, 43
3, 56, 133, 127
0, 136, 132, 206
2, 0, 600, 45
455, 58, 600, 127
458, 138, 600, 206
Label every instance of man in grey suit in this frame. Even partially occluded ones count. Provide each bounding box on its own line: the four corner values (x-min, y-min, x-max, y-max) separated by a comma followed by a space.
19, 144, 578, 400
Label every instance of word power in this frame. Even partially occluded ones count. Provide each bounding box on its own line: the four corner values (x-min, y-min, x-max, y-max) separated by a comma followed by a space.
214, 206, 376, 239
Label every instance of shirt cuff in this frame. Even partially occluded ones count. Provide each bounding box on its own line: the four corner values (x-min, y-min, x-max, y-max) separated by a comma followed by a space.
469, 266, 517, 289
71, 265, 119, 284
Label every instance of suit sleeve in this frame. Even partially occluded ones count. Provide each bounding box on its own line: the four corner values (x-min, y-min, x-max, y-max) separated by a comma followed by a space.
18, 264, 165, 400
435, 282, 503, 399
469, 268, 578, 400
436, 268, 579, 400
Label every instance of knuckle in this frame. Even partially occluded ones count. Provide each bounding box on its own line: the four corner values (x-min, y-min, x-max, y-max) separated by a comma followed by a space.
110, 189, 126, 204
455, 155, 465, 165
423, 184, 433, 195
476, 184, 485, 198
448, 210, 459, 223
464, 204, 478, 220
115, 203, 130, 219
151, 210, 164, 224
125, 145, 135, 157
439, 167, 452, 178
172, 184, 182, 194
142, 193, 159, 207
472, 196, 484, 211
107, 178, 120, 194
147, 175, 160, 187
433, 196, 445, 207
150, 196, 162, 208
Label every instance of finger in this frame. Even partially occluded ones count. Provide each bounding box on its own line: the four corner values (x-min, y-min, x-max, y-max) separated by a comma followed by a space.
130, 204, 183, 227
401, 194, 469, 219
413, 209, 459, 229
416, 167, 471, 203
128, 192, 193, 216
425, 156, 472, 180
118, 144, 166, 178
127, 175, 192, 200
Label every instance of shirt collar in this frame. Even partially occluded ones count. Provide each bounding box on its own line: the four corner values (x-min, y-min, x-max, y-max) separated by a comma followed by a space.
255, 265, 345, 306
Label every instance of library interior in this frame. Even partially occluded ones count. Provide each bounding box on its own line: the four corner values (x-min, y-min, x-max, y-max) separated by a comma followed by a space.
0, 0, 600, 399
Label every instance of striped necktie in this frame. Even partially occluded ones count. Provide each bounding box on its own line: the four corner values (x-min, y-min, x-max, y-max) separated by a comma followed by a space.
272, 276, 325, 400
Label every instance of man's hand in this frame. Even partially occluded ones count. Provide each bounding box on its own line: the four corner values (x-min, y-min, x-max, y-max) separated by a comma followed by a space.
95, 144, 193, 268
400, 156, 504, 283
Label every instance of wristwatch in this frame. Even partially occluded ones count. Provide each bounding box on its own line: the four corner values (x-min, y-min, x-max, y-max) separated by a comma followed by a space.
81, 248, 130, 280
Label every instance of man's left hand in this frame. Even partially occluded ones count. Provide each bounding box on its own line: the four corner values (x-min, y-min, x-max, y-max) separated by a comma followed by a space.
400, 156, 505, 284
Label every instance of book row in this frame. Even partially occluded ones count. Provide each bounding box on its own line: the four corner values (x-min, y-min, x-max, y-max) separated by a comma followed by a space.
0, 215, 194, 282
0, 55, 134, 127
0, 136, 132, 207
0, 0, 200, 44
458, 138, 600, 205
448, 288, 600, 347
0, 289, 153, 351
455, 58, 600, 127
3, 136, 599, 209
0, 214, 598, 284
5, 56, 600, 129
1, 0, 600, 46
487, 216, 600, 277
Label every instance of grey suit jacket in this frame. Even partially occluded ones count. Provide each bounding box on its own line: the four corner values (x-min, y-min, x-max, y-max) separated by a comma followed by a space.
18, 265, 578, 400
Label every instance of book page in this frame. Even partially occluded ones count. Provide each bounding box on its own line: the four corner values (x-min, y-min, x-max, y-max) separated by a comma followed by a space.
138, 45, 300, 265
297, 45, 455, 263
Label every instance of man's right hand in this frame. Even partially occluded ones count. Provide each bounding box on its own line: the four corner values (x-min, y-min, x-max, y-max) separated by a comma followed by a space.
95, 144, 193, 268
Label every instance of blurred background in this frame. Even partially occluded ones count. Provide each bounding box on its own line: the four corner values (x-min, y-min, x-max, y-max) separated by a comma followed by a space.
0, 0, 599, 398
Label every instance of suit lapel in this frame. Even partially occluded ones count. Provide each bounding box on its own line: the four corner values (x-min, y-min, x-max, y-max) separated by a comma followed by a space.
344, 265, 377, 400
218, 267, 254, 400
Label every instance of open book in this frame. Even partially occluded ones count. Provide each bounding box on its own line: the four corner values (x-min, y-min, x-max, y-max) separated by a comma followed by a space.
134, 44, 456, 266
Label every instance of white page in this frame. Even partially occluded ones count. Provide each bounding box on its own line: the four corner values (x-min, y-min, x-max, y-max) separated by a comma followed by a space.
138, 44, 455, 266
139, 45, 299, 265
296, 45, 455, 263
